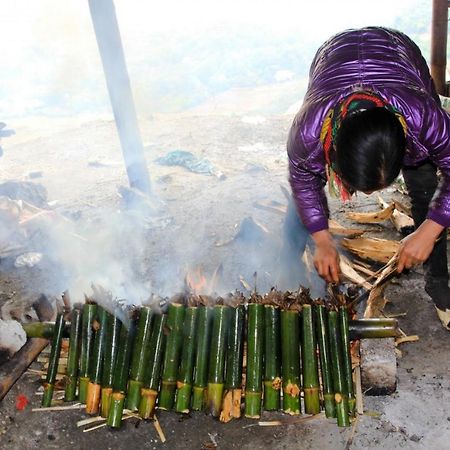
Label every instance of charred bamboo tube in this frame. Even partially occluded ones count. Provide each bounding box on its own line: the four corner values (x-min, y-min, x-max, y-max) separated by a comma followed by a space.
158, 303, 186, 410
328, 310, 350, 427
79, 302, 97, 403
339, 307, 355, 417
101, 313, 121, 418
301, 304, 320, 414
126, 306, 153, 411
280, 309, 301, 415
86, 307, 108, 414
207, 305, 230, 417
245, 303, 264, 418
138, 314, 166, 419
107, 320, 136, 428
175, 306, 198, 413
42, 313, 65, 407
64, 307, 82, 402
220, 305, 245, 422
314, 304, 335, 418
192, 306, 214, 411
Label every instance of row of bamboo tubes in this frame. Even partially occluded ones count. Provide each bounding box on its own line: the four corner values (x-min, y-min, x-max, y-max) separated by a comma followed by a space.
39, 289, 395, 428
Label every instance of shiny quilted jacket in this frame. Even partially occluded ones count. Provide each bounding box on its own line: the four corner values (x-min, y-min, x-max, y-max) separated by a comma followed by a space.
288, 26, 450, 233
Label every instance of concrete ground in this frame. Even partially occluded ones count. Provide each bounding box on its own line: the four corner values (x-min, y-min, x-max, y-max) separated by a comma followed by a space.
0, 114, 449, 449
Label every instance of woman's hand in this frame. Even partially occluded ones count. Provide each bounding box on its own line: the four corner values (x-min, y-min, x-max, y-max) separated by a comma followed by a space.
311, 230, 341, 283
397, 219, 444, 272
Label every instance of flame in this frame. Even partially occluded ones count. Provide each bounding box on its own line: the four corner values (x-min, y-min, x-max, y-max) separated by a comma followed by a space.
185, 266, 207, 294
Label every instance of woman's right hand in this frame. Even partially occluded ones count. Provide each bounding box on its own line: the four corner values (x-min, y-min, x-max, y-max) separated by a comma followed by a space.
311, 230, 341, 283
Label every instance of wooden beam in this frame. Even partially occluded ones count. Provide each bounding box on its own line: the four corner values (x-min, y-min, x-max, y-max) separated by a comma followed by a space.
431, 0, 449, 95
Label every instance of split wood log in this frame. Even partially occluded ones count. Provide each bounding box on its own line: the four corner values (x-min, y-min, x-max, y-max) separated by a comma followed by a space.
328, 219, 368, 238
345, 203, 394, 223
377, 196, 414, 235
0, 296, 54, 401
341, 237, 400, 263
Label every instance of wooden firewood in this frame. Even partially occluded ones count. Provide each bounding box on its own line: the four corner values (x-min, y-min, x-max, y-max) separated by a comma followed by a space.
345, 203, 394, 223
377, 196, 414, 235
341, 237, 400, 263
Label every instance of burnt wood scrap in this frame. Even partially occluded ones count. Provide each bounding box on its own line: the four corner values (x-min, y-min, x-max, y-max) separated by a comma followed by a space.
23, 287, 401, 431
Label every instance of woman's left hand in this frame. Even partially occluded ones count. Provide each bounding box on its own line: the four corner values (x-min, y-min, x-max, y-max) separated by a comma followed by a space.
397, 219, 444, 272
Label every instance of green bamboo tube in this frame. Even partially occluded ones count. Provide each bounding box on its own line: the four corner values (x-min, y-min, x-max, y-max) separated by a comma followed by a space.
280, 309, 301, 415
138, 314, 167, 419
221, 305, 245, 421
339, 307, 356, 417
349, 319, 398, 340
64, 307, 82, 402
301, 304, 320, 414
192, 306, 214, 411
100, 312, 121, 418
23, 322, 70, 338
175, 306, 199, 413
207, 305, 230, 417
158, 303, 186, 410
245, 303, 264, 418
79, 302, 97, 404
263, 304, 281, 411
126, 306, 154, 411
86, 307, 109, 414
328, 310, 350, 427
42, 313, 66, 407
314, 304, 336, 418
107, 319, 136, 428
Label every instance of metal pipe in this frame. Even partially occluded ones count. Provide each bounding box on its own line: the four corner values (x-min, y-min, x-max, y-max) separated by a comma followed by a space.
431, 0, 449, 95
88, 0, 151, 194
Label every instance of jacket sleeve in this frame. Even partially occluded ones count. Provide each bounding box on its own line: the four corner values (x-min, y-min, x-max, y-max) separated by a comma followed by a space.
287, 120, 330, 234
420, 98, 450, 227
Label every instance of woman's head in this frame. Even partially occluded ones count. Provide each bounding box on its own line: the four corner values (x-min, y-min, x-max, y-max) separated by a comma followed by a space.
334, 107, 406, 193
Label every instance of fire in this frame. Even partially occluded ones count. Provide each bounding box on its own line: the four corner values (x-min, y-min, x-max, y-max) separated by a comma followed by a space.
185, 266, 208, 294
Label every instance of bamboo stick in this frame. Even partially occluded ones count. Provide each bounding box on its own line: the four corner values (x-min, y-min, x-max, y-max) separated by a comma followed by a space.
42, 313, 65, 407
263, 305, 281, 411
175, 306, 198, 413
339, 307, 356, 417
301, 305, 320, 415
207, 305, 230, 417
126, 306, 153, 411
328, 310, 350, 427
245, 303, 264, 418
138, 314, 167, 419
280, 309, 301, 415
86, 307, 109, 414
220, 305, 245, 422
158, 303, 186, 410
79, 302, 97, 404
192, 306, 214, 411
314, 304, 335, 418
100, 312, 121, 418
64, 306, 82, 402
107, 318, 136, 428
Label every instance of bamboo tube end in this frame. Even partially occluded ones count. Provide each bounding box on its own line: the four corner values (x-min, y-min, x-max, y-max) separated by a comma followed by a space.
86, 382, 101, 415
41, 383, 55, 408
207, 383, 224, 417
323, 393, 336, 418
231, 388, 242, 418
64, 377, 78, 402
78, 377, 90, 404
138, 388, 158, 419
158, 381, 177, 411
191, 387, 207, 411
219, 390, 233, 423
263, 381, 281, 411
101, 387, 113, 418
244, 391, 262, 419
303, 387, 321, 415
335, 393, 351, 427
175, 384, 193, 414
107, 392, 126, 428
125, 379, 143, 411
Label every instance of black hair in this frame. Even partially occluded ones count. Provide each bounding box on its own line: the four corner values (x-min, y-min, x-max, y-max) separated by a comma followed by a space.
334, 107, 406, 192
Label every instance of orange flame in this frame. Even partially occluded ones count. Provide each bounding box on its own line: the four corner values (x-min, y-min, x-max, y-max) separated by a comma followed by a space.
185, 266, 207, 295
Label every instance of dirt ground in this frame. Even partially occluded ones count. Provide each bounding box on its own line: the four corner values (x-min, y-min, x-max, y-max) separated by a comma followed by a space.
0, 112, 449, 449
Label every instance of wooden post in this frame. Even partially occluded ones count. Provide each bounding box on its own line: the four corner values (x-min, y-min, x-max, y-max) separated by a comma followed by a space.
88, 0, 151, 194
431, 0, 449, 95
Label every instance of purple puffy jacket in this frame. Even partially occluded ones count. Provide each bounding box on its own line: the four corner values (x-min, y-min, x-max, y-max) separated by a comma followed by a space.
288, 26, 450, 234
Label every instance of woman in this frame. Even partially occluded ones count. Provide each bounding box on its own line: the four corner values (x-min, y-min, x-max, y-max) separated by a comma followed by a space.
287, 27, 450, 330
